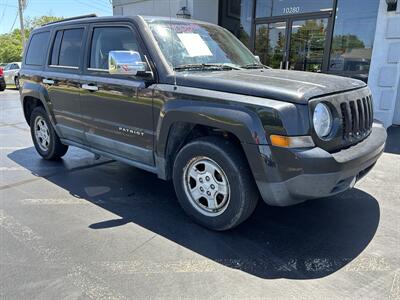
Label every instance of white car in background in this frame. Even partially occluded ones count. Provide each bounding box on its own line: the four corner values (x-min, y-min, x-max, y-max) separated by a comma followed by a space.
3, 62, 21, 90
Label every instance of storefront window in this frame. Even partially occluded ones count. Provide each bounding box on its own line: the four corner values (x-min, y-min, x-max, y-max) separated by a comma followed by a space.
219, 0, 254, 48
329, 0, 379, 79
256, 0, 333, 18
255, 22, 286, 68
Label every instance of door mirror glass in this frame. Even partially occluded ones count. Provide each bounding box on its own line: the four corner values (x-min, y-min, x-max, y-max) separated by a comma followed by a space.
108, 51, 147, 76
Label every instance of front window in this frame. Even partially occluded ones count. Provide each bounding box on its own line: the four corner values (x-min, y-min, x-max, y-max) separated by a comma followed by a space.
89, 27, 143, 70
146, 19, 260, 71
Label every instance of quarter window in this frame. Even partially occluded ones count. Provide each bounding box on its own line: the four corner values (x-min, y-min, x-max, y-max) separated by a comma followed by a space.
51, 28, 84, 68
89, 27, 142, 70
25, 31, 50, 66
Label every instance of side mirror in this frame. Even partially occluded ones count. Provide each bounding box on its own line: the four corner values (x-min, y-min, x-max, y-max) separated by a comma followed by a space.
254, 55, 261, 63
108, 51, 147, 76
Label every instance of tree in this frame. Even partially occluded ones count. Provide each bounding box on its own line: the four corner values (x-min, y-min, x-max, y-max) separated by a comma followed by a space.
0, 16, 63, 63
331, 34, 365, 54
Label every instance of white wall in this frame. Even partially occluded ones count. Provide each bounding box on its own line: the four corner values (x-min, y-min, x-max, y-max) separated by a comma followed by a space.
113, 0, 218, 24
191, 0, 218, 24
368, 0, 400, 127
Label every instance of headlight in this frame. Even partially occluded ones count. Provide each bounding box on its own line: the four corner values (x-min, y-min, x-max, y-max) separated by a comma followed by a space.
313, 103, 333, 138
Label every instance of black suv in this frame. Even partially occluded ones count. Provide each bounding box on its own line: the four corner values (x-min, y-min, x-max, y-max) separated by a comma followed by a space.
19, 15, 387, 230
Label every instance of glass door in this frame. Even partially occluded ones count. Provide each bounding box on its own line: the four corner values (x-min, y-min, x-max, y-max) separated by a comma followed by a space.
254, 14, 331, 72
288, 17, 329, 72
254, 21, 287, 69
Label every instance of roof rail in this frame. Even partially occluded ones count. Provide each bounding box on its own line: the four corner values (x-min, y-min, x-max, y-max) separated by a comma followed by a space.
42, 14, 98, 26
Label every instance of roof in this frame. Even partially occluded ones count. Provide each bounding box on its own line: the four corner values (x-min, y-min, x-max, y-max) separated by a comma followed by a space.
39, 14, 211, 30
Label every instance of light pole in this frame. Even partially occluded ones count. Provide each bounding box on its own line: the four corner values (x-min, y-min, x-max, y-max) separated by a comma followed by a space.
18, 0, 26, 49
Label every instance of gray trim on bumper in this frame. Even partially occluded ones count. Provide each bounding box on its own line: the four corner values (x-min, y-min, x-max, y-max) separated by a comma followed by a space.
257, 122, 387, 206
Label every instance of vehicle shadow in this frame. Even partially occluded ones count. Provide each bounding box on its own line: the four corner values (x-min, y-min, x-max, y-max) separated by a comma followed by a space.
8, 148, 380, 280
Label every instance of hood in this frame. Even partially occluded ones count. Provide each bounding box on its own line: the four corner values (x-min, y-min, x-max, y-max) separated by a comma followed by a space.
173, 69, 366, 104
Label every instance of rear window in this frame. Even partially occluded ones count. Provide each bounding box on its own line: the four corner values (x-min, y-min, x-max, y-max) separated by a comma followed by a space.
51, 28, 84, 68
25, 31, 50, 66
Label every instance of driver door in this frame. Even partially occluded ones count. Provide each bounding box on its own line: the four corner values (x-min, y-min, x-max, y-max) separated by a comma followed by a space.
79, 24, 155, 165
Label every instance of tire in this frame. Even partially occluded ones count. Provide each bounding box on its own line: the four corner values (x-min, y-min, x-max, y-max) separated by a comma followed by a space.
30, 106, 68, 160
0, 85, 5, 91
173, 136, 259, 231
14, 76, 20, 90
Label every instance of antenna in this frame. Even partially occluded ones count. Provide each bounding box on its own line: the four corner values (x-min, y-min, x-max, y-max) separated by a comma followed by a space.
168, 0, 177, 89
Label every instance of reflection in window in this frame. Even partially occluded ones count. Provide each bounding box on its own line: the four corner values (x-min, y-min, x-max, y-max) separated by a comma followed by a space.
329, 0, 379, 80
256, 0, 333, 18
90, 27, 140, 70
289, 19, 328, 72
58, 29, 84, 67
255, 22, 286, 68
219, 0, 253, 47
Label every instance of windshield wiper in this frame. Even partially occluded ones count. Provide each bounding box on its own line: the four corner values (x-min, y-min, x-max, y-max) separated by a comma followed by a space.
174, 63, 240, 71
240, 63, 266, 69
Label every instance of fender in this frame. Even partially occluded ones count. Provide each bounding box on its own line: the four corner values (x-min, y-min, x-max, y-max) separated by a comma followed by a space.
156, 99, 267, 156
20, 81, 63, 137
154, 96, 271, 180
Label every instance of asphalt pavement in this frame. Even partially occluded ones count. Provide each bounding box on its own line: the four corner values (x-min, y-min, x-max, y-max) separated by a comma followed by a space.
1, 89, 399, 299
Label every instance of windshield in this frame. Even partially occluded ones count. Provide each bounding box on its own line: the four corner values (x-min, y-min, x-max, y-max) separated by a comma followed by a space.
146, 19, 261, 71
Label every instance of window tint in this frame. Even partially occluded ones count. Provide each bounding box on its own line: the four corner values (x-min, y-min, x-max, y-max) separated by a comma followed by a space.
90, 27, 141, 70
51, 31, 63, 65
25, 31, 50, 66
329, 0, 379, 77
58, 28, 84, 67
219, 0, 254, 47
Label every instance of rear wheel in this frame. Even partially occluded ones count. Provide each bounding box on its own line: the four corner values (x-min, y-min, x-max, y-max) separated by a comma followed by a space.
30, 106, 68, 160
173, 136, 259, 231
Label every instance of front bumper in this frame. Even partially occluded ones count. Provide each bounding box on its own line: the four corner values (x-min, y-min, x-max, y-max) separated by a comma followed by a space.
254, 122, 387, 206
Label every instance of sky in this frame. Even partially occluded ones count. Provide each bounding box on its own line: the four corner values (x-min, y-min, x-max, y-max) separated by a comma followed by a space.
0, 0, 113, 34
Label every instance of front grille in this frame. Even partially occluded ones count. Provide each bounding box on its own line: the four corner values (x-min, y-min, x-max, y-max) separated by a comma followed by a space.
340, 95, 373, 142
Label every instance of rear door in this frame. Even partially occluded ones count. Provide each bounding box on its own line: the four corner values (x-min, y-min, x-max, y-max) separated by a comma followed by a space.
79, 23, 155, 165
43, 25, 88, 144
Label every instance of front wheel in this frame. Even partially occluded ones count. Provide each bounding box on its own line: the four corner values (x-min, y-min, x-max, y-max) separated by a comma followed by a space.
173, 137, 259, 231
30, 107, 69, 160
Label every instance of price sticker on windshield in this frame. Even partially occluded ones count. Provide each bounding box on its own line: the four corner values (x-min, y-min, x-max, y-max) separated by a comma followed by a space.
177, 33, 213, 57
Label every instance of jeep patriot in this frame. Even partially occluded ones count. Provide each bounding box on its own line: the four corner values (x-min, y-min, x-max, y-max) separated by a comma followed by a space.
19, 15, 387, 230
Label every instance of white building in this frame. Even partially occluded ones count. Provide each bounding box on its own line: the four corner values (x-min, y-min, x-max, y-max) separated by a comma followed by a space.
113, 0, 400, 128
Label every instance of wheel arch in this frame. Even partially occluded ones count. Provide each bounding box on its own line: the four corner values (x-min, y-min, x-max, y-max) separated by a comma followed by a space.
155, 101, 267, 180
21, 82, 61, 136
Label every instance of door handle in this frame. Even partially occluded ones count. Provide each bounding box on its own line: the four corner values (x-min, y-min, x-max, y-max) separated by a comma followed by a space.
82, 84, 98, 92
43, 78, 54, 85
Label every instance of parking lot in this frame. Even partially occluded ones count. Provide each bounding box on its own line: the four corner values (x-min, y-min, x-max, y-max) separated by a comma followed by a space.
0, 88, 399, 299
